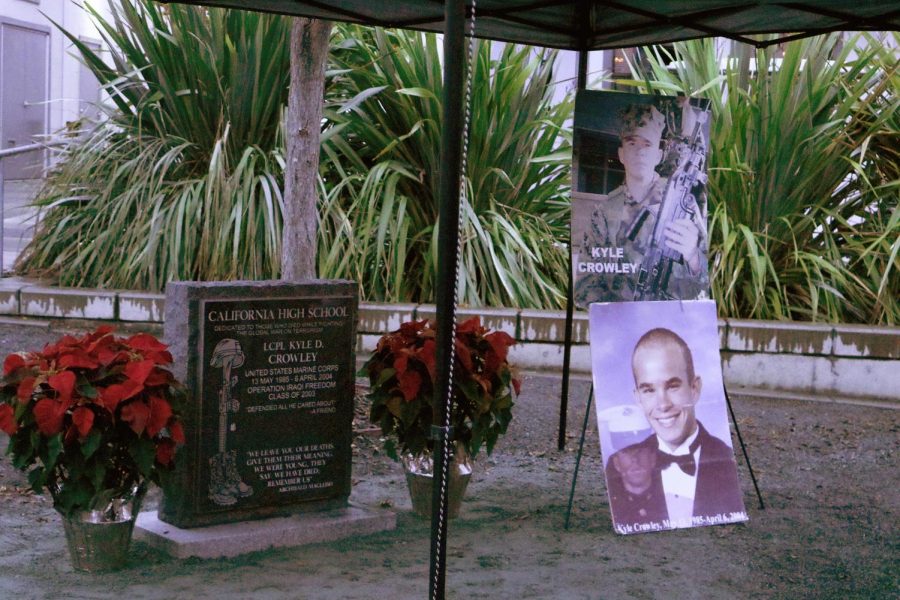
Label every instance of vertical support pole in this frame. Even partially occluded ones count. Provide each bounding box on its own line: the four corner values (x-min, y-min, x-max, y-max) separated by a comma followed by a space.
430, 1, 466, 598
558, 48, 589, 452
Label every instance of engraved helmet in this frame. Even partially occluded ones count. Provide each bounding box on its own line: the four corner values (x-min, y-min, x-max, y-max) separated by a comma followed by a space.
210, 338, 245, 368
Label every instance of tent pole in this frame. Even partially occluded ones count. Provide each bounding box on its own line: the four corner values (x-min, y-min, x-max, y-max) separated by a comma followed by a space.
430, 0, 466, 598
558, 48, 589, 452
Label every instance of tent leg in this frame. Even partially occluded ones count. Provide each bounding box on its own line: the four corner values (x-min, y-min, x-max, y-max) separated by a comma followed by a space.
429, 1, 467, 598
558, 47, 589, 452
558, 259, 575, 451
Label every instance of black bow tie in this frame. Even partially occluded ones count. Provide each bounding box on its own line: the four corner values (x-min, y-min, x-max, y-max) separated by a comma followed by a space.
657, 437, 701, 476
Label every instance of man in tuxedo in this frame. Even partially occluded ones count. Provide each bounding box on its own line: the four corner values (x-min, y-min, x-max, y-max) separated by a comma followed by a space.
605, 327, 746, 532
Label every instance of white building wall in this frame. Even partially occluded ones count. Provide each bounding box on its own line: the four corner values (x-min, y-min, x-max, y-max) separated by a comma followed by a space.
1, 0, 110, 139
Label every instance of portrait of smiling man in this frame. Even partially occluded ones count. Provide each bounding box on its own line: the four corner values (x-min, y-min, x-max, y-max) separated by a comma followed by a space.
592, 301, 748, 535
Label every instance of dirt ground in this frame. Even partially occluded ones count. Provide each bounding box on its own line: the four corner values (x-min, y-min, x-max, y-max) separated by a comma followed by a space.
0, 318, 897, 599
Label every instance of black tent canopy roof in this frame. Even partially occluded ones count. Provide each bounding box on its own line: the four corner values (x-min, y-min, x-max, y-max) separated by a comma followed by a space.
163, 1, 900, 49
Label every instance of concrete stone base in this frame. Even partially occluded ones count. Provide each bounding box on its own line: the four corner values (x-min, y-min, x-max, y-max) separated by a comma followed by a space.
134, 504, 396, 559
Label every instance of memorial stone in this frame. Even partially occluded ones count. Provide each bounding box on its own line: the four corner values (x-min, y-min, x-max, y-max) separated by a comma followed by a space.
160, 280, 357, 528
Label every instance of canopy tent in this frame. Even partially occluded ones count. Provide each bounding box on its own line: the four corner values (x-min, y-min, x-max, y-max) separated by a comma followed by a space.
159, 1, 900, 49
155, 1, 898, 598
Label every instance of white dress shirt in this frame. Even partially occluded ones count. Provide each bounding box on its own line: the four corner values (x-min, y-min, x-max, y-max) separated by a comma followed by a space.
658, 427, 700, 527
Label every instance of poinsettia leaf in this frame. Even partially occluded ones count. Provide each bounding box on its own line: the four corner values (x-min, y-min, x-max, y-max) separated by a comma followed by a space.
377, 410, 394, 435
54, 478, 94, 517
496, 407, 513, 432
71, 407, 94, 438
393, 353, 409, 376
454, 341, 473, 372
144, 368, 173, 387
400, 397, 422, 430
3, 353, 26, 375
385, 396, 403, 418
27, 466, 46, 493
145, 350, 173, 365
86, 325, 115, 343
419, 339, 437, 380
146, 396, 173, 437
43, 433, 64, 475
97, 347, 129, 366
469, 427, 484, 457
86, 460, 107, 493
125, 359, 156, 385
58, 350, 100, 370
100, 380, 143, 412
33, 398, 66, 435
485, 430, 500, 455
129, 438, 155, 477
384, 438, 398, 461
457, 317, 482, 334
125, 333, 169, 353
374, 367, 396, 389
11, 435, 35, 470
155, 438, 176, 465
0, 403, 17, 435
455, 378, 482, 405
398, 319, 426, 337
397, 370, 422, 402
17, 377, 36, 401
168, 420, 185, 444
76, 380, 98, 399
120, 400, 151, 434
29, 428, 40, 453
405, 427, 428, 457
48, 371, 77, 402
495, 393, 513, 411
485, 331, 515, 362
81, 431, 102, 459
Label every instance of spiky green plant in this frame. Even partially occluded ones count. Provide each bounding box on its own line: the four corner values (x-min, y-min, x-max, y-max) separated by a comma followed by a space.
319, 27, 572, 308
625, 33, 899, 324
16, 0, 292, 289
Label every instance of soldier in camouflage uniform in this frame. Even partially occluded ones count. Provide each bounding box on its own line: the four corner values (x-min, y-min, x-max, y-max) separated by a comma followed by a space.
572, 102, 708, 305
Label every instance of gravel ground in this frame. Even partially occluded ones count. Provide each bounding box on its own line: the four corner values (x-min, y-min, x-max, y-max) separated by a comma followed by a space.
0, 318, 897, 599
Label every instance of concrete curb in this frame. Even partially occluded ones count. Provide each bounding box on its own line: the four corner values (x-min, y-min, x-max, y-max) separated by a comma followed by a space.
0, 278, 896, 405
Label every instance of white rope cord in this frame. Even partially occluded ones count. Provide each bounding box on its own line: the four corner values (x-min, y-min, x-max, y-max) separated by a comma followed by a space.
432, 1, 476, 597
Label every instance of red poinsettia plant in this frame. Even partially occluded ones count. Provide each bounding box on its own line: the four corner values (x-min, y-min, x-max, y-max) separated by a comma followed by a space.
0, 326, 185, 517
363, 317, 520, 460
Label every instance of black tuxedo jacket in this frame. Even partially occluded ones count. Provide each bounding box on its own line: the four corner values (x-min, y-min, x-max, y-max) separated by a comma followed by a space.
605, 421, 745, 528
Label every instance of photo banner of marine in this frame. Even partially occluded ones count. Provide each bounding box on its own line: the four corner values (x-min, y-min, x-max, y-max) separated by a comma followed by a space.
570, 90, 711, 306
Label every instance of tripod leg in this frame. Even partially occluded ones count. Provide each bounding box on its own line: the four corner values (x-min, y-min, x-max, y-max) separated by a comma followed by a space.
725, 388, 765, 510
565, 385, 594, 530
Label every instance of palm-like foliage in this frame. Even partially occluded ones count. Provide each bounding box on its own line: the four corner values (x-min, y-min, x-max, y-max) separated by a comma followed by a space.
21, 9, 571, 309
627, 33, 899, 324
319, 27, 572, 308
17, 0, 292, 288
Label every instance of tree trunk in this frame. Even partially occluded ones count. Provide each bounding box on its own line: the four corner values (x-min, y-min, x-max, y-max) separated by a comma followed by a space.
281, 17, 332, 281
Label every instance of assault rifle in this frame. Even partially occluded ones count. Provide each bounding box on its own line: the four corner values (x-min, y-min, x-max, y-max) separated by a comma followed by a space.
626, 107, 709, 301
